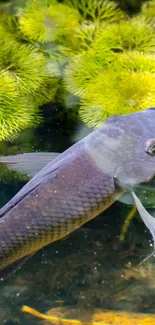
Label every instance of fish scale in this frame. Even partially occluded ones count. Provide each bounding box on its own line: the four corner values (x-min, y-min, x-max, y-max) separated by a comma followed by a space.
0, 108, 155, 276
0, 152, 117, 271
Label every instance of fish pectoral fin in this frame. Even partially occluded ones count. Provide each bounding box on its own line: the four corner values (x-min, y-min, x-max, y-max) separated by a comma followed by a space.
0, 152, 60, 177
0, 254, 33, 281
132, 191, 155, 243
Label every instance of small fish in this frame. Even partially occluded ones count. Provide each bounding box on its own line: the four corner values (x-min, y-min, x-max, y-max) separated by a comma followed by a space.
1, 108, 155, 278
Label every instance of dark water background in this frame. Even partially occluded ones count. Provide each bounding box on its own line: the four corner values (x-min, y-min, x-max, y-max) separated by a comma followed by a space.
0, 104, 155, 324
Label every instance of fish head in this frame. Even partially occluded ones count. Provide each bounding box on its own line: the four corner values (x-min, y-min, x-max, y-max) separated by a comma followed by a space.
111, 107, 155, 189
85, 107, 155, 192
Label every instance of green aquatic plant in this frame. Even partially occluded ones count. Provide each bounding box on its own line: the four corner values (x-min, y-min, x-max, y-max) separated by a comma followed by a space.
0, 0, 155, 141
119, 206, 137, 242
0, 40, 47, 96
79, 69, 155, 128
0, 40, 59, 140
64, 5, 155, 129
0, 4, 68, 141
0, 95, 41, 142
113, 51, 155, 73
65, 49, 155, 127
71, 22, 99, 51
0, 162, 29, 184
0, 14, 18, 41
140, 0, 155, 22
19, 2, 80, 43
64, 49, 116, 96
92, 20, 155, 52
65, 0, 125, 23
50, 22, 101, 56
0, 70, 41, 141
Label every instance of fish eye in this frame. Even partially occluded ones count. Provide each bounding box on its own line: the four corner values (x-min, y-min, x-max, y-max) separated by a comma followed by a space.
145, 138, 155, 156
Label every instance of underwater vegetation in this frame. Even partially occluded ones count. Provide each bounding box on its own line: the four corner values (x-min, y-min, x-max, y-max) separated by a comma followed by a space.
0, 0, 155, 139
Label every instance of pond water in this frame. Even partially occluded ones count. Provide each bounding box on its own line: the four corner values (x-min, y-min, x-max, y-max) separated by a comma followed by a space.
0, 104, 155, 325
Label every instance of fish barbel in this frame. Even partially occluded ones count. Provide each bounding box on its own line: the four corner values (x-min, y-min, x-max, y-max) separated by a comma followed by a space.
1, 108, 155, 276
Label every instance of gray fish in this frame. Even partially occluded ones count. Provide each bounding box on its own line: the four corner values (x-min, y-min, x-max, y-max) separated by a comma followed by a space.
1, 108, 155, 278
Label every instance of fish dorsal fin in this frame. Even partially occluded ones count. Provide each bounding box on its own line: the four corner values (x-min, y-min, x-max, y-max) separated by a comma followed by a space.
0, 152, 60, 177
0, 152, 75, 217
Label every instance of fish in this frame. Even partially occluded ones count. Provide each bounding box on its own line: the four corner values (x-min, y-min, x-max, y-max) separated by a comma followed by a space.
1, 107, 155, 278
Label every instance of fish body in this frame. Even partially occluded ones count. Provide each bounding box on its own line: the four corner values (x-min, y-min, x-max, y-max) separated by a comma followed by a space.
1, 108, 155, 274
0, 130, 122, 271
0, 149, 119, 270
